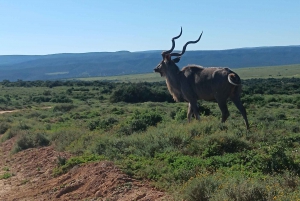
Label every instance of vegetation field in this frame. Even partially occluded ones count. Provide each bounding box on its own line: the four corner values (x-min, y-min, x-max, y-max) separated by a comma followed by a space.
237, 64, 300, 79
74, 64, 300, 82
1, 70, 300, 200
74, 72, 165, 83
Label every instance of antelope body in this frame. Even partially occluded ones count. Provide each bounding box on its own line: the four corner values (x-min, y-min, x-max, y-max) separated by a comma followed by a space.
154, 28, 249, 129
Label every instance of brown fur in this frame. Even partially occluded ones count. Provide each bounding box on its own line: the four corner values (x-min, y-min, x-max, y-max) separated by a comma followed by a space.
166, 79, 182, 102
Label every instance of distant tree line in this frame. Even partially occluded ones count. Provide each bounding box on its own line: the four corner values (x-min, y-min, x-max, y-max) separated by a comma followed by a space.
243, 78, 300, 95
1, 78, 300, 104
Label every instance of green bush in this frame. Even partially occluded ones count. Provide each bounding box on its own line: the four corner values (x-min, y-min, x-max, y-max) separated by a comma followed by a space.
51, 95, 72, 103
111, 107, 124, 115
175, 109, 187, 121
243, 145, 300, 174
0, 122, 10, 134
12, 132, 50, 153
88, 117, 118, 131
224, 184, 267, 201
200, 134, 250, 157
18, 121, 31, 130
50, 129, 83, 152
88, 120, 100, 131
53, 154, 105, 177
99, 117, 118, 130
32, 96, 51, 103
0, 128, 20, 142
53, 104, 75, 112
118, 110, 163, 135
182, 172, 285, 201
183, 175, 220, 201
109, 83, 173, 103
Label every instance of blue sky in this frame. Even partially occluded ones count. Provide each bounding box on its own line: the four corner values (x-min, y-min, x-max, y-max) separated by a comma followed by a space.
1, 0, 299, 55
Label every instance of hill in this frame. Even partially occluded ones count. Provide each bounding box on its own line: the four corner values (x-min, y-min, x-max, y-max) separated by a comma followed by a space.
0, 45, 300, 81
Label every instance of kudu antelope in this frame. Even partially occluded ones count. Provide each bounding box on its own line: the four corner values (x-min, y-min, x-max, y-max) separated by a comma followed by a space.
154, 28, 249, 129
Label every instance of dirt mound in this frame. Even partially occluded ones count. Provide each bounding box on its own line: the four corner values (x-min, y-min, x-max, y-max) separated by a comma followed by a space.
0, 137, 171, 201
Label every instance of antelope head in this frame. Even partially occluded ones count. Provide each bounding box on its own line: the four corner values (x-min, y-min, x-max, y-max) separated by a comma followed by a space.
154, 27, 182, 77
154, 27, 203, 77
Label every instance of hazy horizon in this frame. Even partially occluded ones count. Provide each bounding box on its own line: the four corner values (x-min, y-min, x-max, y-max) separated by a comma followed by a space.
1, 44, 300, 56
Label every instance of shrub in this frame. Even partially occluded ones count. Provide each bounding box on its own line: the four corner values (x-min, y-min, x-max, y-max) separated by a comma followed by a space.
0, 122, 10, 134
183, 175, 220, 201
53, 104, 75, 112
224, 180, 267, 201
121, 110, 163, 134
51, 95, 72, 103
175, 109, 187, 121
12, 132, 50, 153
50, 129, 82, 152
200, 134, 250, 157
43, 90, 52, 96
18, 121, 31, 130
88, 117, 118, 131
109, 83, 173, 103
296, 100, 300, 109
111, 107, 124, 115
99, 117, 118, 130
0, 128, 20, 142
88, 120, 100, 131
182, 173, 275, 201
130, 119, 148, 132
0, 96, 8, 104
53, 154, 105, 176
32, 96, 51, 103
173, 103, 210, 121
244, 145, 300, 174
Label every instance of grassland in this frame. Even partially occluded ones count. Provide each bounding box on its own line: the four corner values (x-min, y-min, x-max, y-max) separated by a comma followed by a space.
74, 64, 300, 82
1, 64, 300, 200
237, 64, 300, 79
74, 72, 165, 82
45, 72, 69, 75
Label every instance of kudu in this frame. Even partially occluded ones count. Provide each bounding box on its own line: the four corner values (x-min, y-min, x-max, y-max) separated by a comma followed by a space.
154, 28, 249, 129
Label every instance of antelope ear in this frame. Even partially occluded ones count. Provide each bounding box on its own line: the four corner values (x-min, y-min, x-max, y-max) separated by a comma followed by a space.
173, 57, 181, 63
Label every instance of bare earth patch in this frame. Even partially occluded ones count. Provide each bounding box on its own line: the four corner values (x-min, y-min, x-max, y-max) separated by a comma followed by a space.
0, 111, 18, 114
0, 137, 171, 201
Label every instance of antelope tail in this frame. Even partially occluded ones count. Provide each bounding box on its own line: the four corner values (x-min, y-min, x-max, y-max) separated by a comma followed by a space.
228, 73, 241, 86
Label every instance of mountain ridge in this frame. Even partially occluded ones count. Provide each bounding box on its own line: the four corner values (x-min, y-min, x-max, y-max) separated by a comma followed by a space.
0, 45, 300, 81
